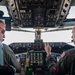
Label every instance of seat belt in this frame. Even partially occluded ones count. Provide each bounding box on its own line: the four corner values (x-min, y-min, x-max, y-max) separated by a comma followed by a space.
0, 42, 4, 65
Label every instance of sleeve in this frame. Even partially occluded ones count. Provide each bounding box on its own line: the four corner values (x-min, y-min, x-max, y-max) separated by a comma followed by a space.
46, 55, 66, 75
3, 43, 21, 72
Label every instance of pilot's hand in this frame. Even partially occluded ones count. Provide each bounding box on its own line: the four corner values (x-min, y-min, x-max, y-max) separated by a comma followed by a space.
44, 43, 51, 56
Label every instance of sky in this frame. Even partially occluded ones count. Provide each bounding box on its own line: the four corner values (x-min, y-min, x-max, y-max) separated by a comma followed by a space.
2, 30, 73, 45
0, 6, 75, 46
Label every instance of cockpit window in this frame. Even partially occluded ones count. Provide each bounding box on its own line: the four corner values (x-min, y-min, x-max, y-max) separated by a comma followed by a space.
0, 6, 9, 17
67, 6, 75, 19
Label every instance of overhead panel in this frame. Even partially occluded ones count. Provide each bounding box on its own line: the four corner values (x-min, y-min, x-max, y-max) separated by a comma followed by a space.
6, 0, 72, 28
57, 0, 72, 25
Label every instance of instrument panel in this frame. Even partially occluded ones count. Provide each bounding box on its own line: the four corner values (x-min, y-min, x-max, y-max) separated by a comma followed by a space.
15, 51, 47, 66
8, 41, 74, 75
9, 42, 74, 71
9, 42, 74, 54
15, 50, 60, 75
10, 42, 74, 68
12, 42, 74, 75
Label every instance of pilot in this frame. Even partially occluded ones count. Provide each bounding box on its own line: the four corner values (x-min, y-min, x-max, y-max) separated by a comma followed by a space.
0, 20, 21, 74
44, 26, 75, 75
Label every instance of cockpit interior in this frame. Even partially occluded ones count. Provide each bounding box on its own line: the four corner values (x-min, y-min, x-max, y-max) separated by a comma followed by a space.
0, 0, 75, 75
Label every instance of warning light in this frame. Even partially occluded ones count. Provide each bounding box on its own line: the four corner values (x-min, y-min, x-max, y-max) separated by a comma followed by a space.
28, 68, 33, 72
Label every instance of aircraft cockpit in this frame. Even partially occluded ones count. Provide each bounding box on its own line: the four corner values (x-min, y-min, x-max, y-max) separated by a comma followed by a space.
0, 0, 75, 75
